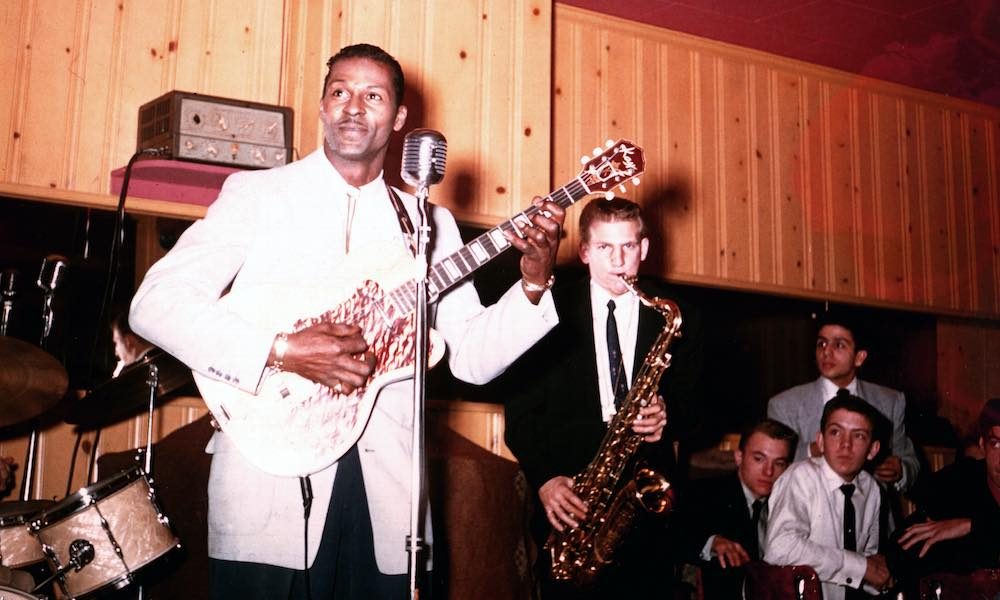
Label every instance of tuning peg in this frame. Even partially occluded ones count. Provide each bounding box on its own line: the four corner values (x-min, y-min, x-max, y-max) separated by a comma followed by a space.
580, 155, 589, 165
593, 147, 603, 157
604, 191, 614, 200
606, 139, 614, 148
632, 177, 641, 186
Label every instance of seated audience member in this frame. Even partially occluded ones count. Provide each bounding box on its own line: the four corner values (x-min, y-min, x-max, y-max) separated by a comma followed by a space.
896, 397, 1000, 574
683, 419, 798, 599
765, 394, 895, 599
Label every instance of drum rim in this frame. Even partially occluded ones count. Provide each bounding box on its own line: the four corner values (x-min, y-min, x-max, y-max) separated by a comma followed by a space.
0, 499, 56, 525
0, 585, 42, 599
28, 466, 147, 530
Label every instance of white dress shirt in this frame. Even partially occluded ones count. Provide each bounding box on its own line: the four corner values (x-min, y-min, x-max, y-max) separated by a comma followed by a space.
588, 282, 639, 422
764, 456, 881, 600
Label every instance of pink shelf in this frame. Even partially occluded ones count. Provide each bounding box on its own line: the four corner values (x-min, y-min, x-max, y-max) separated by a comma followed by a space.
110, 159, 242, 207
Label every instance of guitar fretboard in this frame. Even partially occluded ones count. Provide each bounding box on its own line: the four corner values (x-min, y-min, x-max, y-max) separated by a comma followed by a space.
381, 176, 593, 317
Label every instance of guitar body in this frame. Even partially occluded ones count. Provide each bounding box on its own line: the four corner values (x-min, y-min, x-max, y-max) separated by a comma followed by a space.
193, 244, 444, 477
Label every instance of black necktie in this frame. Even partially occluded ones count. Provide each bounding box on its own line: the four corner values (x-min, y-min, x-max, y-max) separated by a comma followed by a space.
840, 483, 856, 551
750, 498, 765, 560
841, 483, 865, 598
606, 300, 628, 409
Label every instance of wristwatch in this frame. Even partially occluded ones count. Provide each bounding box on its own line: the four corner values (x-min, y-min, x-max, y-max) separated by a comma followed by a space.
269, 332, 289, 370
521, 274, 555, 293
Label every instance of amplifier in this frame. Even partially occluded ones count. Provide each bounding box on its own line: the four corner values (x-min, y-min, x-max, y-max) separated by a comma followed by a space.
137, 91, 294, 169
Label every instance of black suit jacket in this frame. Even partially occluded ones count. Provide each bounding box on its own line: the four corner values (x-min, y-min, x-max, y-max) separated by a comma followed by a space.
503, 273, 703, 497
502, 274, 702, 595
682, 472, 759, 599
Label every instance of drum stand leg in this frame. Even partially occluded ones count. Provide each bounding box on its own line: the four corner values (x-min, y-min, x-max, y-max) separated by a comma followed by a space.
20, 428, 39, 501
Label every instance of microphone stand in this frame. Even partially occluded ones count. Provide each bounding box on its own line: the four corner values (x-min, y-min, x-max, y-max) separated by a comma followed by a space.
407, 184, 431, 600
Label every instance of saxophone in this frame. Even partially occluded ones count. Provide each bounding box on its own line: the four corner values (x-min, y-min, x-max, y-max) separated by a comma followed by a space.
545, 275, 682, 585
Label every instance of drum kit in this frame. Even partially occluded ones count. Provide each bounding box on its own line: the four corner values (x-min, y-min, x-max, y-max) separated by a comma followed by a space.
0, 332, 192, 599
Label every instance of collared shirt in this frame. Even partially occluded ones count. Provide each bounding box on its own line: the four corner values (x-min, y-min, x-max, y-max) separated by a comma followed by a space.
764, 457, 881, 600
819, 376, 859, 404
589, 281, 639, 422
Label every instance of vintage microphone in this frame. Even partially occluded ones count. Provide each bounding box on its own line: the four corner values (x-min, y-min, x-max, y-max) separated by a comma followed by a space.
37, 254, 69, 344
400, 128, 446, 600
0, 268, 18, 336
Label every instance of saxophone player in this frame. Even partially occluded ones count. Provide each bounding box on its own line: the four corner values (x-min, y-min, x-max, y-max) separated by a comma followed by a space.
505, 197, 704, 598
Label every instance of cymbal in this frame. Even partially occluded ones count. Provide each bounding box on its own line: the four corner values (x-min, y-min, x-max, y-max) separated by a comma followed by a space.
67, 348, 194, 430
0, 337, 68, 428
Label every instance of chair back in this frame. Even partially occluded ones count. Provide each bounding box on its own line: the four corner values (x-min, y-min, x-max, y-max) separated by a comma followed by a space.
919, 568, 1000, 599
743, 562, 823, 600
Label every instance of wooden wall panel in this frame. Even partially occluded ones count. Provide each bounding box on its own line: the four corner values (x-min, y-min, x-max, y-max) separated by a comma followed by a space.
937, 319, 1000, 440
553, 5, 1000, 318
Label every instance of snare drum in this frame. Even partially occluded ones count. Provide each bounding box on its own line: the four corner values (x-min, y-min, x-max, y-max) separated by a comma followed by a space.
0, 585, 43, 600
29, 467, 179, 599
0, 500, 52, 569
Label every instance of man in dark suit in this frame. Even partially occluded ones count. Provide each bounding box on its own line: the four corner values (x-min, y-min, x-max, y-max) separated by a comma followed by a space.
897, 397, 1000, 574
504, 197, 703, 598
682, 419, 798, 599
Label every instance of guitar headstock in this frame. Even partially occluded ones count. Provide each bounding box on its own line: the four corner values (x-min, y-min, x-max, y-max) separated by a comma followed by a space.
578, 139, 646, 199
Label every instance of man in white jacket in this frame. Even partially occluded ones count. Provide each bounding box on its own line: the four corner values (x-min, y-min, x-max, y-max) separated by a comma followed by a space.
130, 43, 564, 599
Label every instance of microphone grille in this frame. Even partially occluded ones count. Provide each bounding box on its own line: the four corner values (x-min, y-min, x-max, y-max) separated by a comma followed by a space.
401, 129, 447, 188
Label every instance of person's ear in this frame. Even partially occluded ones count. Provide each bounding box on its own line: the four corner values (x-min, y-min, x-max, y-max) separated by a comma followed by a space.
853, 349, 868, 369
639, 237, 649, 262
866, 439, 881, 461
734, 449, 744, 468
393, 105, 408, 131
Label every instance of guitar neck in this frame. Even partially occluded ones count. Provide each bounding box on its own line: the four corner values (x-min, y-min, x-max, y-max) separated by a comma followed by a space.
384, 175, 593, 315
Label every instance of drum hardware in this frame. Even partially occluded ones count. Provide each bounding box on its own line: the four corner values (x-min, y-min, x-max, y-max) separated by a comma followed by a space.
66, 349, 192, 433
14, 256, 70, 503
30, 539, 94, 595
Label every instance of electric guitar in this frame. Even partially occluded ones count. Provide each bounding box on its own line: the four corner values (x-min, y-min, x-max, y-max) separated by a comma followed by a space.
193, 139, 646, 476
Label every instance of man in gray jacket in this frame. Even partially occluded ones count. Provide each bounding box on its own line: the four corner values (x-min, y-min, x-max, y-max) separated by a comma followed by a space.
768, 311, 919, 496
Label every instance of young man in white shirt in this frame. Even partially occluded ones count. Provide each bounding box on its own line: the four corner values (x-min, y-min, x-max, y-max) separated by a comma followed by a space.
765, 393, 896, 599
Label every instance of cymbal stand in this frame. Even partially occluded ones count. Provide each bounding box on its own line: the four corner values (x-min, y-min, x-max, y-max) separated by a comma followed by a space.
22, 256, 69, 500
142, 363, 158, 474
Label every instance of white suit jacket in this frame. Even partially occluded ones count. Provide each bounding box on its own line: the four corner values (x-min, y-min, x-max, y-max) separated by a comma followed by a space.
767, 377, 919, 492
130, 148, 558, 573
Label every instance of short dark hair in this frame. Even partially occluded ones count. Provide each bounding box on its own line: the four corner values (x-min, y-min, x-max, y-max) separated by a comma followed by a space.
816, 308, 867, 351
979, 398, 1000, 438
738, 418, 799, 460
820, 392, 882, 433
578, 197, 646, 243
322, 43, 405, 106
